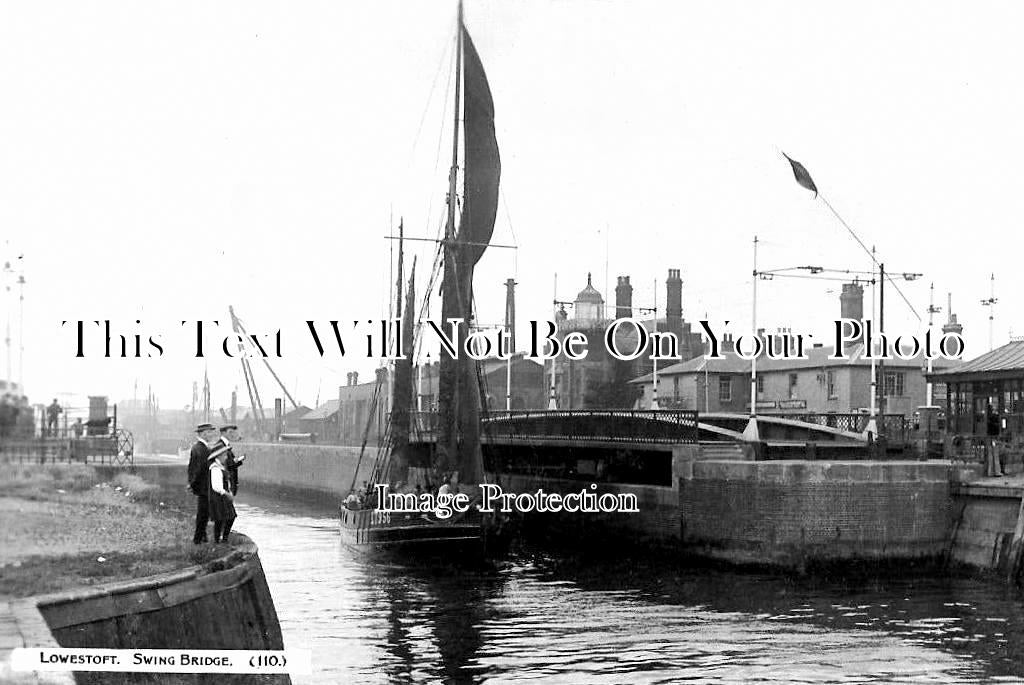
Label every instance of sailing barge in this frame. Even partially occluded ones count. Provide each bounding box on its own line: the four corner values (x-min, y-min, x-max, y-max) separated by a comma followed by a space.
339, 0, 500, 555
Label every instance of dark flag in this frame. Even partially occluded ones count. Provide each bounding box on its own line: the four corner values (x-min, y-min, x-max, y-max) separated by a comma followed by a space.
782, 153, 818, 197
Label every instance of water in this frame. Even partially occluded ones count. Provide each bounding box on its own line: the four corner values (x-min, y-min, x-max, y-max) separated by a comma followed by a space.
235, 492, 1024, 684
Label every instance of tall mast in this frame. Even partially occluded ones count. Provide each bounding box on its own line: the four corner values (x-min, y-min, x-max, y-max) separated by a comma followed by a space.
438, 0, 464, 472
447, 1, 462, 242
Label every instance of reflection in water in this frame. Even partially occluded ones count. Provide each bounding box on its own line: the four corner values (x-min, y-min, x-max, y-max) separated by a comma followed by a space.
235, 494, 1024, 684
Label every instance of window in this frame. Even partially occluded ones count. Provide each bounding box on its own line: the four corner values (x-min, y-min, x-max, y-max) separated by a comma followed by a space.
673, 376, 680, 401
718, 375, 732, 403
883, 372, 905, 397
827, 371, 837, 400
788, 373, 798, 399
756, 376, 764, 395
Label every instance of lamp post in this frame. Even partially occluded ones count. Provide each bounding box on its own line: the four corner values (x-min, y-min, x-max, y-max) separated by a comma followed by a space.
746, 255, 828, 441
751, 263, 921, 440
925, 283, 942, 408
981, 273, 997, 352
2, 259, 12, 386
744, 237, 760, 441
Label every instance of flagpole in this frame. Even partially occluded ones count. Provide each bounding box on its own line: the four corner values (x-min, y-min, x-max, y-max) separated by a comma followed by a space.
743, 235, 759, 441
548, 273, 558, 410
865, 247, 878, 440
651, 278, 660, 410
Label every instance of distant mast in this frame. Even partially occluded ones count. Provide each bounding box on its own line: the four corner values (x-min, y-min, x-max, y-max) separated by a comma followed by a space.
389, 221, 416, 481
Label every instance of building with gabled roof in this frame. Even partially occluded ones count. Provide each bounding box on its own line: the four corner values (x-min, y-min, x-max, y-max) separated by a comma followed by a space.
632, 338, 954, 416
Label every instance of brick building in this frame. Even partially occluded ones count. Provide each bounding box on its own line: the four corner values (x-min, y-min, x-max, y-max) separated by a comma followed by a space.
632, 283, 955, 417
545, 270, 704, 409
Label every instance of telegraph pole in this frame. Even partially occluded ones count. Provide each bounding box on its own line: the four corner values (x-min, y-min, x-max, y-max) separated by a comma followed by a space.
2, 259, 11, 386
981, 273, 997, 351
925, 283, 942, 407
878, 263, 886, 417
651, 278, 660, 410
743, 236, 759, 441
548, 274, 558, 410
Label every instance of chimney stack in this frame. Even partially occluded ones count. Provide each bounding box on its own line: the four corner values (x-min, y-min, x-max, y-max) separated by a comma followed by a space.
840, 282, 864, 322
666, 268, 683, 337
615, 276, 633, 319
505, 278, 517, 352
840, 283, 865, 353
943, 293, 963, 336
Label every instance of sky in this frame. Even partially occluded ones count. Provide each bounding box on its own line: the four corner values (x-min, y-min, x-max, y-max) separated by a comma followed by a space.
1, 0, 1021, 414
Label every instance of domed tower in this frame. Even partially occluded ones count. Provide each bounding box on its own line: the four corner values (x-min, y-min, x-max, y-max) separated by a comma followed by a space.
574, 273, 604, 324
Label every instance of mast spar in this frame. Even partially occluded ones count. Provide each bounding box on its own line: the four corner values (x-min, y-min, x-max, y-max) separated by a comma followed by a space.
436, 0, 499, 487
437, 1, 465, 477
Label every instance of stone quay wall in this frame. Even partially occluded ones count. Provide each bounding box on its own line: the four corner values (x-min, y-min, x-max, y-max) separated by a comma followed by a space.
222, 443, 967, 569
232, 442, 362, 502
677, 459, 956, 567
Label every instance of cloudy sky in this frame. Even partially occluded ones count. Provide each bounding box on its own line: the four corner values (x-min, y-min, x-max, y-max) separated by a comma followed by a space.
1, 0, 1020, 412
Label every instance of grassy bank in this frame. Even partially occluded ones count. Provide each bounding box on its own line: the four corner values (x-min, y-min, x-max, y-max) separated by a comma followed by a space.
0, 463, 228, 597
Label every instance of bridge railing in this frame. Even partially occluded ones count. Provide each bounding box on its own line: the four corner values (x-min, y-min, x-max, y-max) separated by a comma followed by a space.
410, 409, 699, 445
762, 412, 912, 444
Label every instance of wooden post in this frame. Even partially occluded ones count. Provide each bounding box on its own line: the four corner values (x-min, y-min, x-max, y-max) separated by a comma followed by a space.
1006, 490, 1024, 584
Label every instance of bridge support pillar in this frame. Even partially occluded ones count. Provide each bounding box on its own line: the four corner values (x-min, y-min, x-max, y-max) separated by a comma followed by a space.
742, 417, 759, 441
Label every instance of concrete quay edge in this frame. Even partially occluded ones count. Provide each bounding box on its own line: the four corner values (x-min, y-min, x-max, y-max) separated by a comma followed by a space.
0, 535, 265, 684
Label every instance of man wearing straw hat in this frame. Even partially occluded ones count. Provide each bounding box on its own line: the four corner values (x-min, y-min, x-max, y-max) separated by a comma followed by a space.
187, 423, 218, 544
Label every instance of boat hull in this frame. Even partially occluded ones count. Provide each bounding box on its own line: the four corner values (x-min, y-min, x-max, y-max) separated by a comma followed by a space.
339, 506, 484, 557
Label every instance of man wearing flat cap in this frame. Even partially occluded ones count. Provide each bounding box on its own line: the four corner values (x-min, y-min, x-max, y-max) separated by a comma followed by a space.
213, 424, 246, 496
187, 423, 218, 544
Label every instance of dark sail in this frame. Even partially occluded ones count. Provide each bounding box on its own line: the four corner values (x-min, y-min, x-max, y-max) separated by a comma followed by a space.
436, 15, 498, 488
459, 27, 501, 269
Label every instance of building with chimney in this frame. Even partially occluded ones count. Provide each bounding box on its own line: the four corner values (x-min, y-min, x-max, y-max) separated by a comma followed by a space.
299, 369, 385, 444
544, 270, 704, 409
632, 282, 957, 416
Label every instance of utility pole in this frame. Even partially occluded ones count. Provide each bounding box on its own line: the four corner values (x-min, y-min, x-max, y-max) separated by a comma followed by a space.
548, 273, 558, 410
878, 263, 886, 417
17, 272, 25, 392
2, 259, 11, 386
981, 273, 997, 351
925, 283, 942, 407
651, 278, 660, 410
743, 236, 759, 441
865, 248, 878, 440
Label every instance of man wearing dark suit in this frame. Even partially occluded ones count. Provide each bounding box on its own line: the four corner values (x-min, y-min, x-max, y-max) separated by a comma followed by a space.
214, 424, 246, 495
188, 423, 218, 544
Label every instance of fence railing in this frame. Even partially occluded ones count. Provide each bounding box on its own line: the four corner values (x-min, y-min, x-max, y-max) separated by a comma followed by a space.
0, 431, 134, 465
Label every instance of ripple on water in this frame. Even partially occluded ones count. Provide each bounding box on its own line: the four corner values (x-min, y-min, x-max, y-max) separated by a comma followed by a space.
233, 497, 1024, 684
